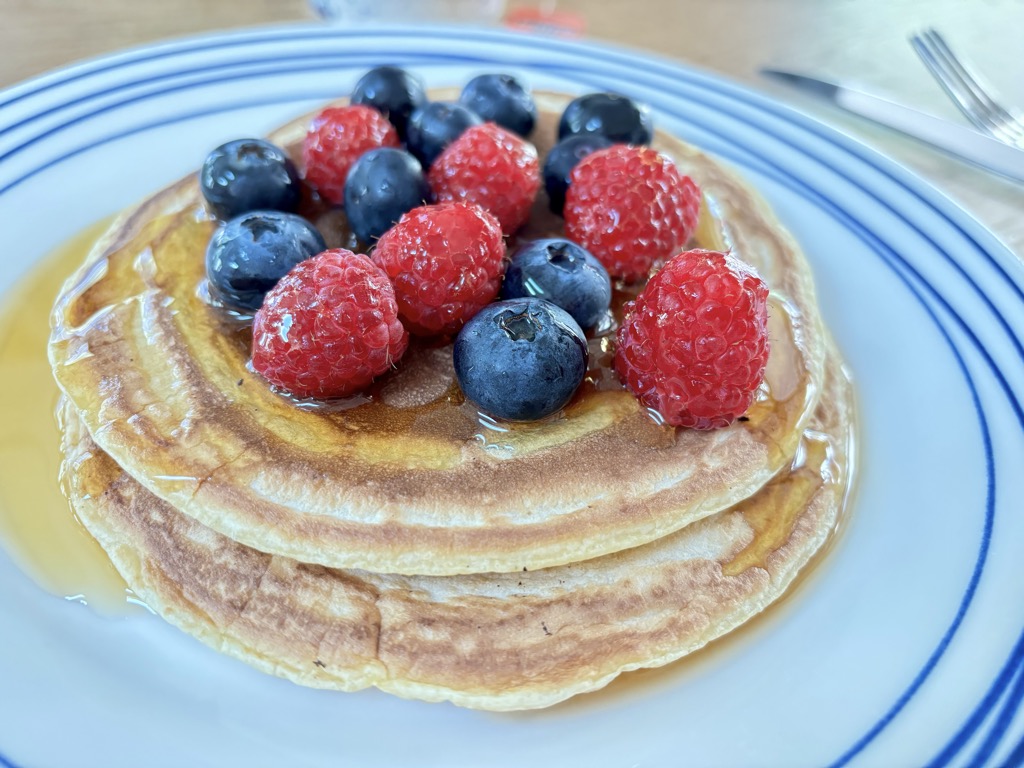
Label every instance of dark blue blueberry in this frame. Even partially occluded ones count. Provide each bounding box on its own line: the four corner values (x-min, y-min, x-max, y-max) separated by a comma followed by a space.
206, 211, 326, 311
501, 239, 611, 332
344, 148, 430, 243
541, 134, 613, 215
557, 93, 653, 145
351, 65, 426, 141
405, 102, 482, 167
458, 74, 537, 137
200, 138, 300, 220
453, 299, 588, 422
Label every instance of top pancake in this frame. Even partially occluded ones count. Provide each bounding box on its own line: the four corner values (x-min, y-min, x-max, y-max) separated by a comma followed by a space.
48, 91, 828, 575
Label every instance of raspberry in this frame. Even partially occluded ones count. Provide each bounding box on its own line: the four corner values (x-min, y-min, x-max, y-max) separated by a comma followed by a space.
614, 249, 769, 429
302, 105, 399, 205
565, 145, 701, 282
428, 123, 540, 234
372, 202, 505, 336
252, 249, 408, 398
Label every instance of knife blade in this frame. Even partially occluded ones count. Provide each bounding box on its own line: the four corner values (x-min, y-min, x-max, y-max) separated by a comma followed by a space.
761, 68, 1024, 184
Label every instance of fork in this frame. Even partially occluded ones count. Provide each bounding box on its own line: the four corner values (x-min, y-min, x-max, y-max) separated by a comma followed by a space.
910, 28, 1024, 149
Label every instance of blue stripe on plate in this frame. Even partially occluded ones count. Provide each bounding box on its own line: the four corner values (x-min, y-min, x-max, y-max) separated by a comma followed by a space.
0, 28, 1020, 766
997, 726, 1024, 767
0, 27, 353, 110
932, 645, 1024, 766
0, 52, 487, 160
0, 52, 439, 140
968, 661, 1024, 767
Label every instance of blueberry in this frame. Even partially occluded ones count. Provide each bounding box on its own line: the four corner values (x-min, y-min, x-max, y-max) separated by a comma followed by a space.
206, 211, 326, 311
501, 239, 611, 331
458, 74, 537, 137
200, 139, 300, 220
344, 148, 429, 243
351, 66, 426, 141
454, 299, 588, 422
541, 134, 613, 215
557, 93, 653, 145
405, 102, 482, 167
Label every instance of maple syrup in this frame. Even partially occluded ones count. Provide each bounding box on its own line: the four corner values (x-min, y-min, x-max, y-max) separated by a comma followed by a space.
0, 220, 140, 615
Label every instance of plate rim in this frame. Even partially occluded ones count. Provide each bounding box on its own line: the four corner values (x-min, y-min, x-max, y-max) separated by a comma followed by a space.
1, 23, 1022, 768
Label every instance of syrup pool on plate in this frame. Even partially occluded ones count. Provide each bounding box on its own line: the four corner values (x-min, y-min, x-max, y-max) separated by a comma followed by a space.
0, 219, 144, 615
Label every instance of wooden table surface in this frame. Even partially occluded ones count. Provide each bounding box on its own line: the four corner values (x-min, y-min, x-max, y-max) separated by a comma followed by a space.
4, 0, 1024, 257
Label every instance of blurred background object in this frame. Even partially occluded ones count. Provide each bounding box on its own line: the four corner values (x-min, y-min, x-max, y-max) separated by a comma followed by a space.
309, 0, 507, 25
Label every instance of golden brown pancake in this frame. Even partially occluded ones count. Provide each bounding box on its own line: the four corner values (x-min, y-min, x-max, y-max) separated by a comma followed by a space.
60, 344, 852, 711
49, 92, 828, 575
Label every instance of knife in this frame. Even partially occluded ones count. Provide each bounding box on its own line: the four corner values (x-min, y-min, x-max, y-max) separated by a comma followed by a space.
760, 68, 1024, 184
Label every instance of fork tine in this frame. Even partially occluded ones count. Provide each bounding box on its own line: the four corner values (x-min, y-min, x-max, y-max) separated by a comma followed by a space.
911, 29, 1024, 146
922, 30, 1024, 146
922, 30, 1020, 125
910, 32, 992, 132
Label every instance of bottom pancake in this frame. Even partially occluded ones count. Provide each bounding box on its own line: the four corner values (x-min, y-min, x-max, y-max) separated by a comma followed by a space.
60, 352, 854, 711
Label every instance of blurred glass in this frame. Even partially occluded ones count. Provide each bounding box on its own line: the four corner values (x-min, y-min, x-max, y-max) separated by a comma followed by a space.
309, 0, 507, 24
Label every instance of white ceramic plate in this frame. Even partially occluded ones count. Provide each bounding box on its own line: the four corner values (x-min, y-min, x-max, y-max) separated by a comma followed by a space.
1, 24, 1023, 768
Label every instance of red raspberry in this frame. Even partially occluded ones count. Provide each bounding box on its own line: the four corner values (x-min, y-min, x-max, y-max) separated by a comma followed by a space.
428, 123, 540, 234
372, 202, 505, 336
614, 249, 769, 430
252, 249, 408, 398
565, 145, 701, 282
302, 105, 399, 205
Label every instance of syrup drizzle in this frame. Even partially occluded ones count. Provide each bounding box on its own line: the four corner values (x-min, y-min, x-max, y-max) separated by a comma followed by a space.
0, 220, 143, 615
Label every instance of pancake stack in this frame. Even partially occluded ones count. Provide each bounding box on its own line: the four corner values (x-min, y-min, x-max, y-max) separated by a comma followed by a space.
49, 92, 855, 710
